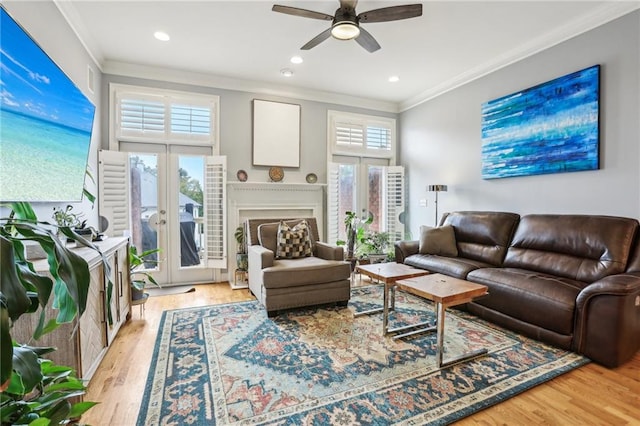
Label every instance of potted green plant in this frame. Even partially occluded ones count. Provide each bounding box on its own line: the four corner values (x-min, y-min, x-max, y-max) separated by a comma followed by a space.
337, 211, 373, 261
357, 230, 393, 263
1, 202, 108, 424
234, 224, 248, 271
129, 246, 161, 301
52, 204, 97, 241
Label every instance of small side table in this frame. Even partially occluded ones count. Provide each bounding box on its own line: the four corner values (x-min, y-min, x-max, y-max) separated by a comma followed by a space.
131, 293, 149, 318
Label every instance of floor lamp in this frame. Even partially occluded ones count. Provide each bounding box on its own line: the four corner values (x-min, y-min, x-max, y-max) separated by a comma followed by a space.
428, 185, 448, 226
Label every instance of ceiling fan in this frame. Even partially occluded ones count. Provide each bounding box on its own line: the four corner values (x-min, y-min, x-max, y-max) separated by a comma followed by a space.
272, 0, 423, 53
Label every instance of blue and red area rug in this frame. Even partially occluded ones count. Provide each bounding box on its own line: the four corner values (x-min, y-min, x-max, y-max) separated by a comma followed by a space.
137, 286, 588, 425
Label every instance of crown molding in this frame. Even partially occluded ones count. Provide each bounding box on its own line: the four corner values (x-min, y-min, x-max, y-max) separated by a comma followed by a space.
53, 0, 104, 72
399, 2, 640, 112
54, 0, 638, 114
103, 61, 400, 113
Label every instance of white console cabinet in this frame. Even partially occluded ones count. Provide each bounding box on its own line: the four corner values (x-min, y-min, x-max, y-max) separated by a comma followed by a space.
12, 237, 130, 382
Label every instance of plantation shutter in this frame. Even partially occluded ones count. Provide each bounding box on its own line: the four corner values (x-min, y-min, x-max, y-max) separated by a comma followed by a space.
115, 89, 216, 146
204, 156, 227, 268
335, 121, 365, 149
98, 150, 130, 238
367, 124, 392, 150
382, 166, 405, 243
327, 162, 341, 244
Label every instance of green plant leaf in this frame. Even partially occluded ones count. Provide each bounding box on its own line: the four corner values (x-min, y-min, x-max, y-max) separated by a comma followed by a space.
0, 293, 13, 388
68, 401, 99, 419
26, 418, 50, 426
0, 236, 31, 322
8, 202, 37, 222
8, 346, 41, 395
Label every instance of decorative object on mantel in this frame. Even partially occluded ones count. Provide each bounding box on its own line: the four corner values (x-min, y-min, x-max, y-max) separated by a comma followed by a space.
268, 166, 284, 182
236, 169, 248, 182
428, 184, 447, 226
481, 65, 600, 179
305, 173, 317, 184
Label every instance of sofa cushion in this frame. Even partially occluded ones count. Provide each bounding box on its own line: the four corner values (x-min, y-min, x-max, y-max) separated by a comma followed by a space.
276, 220, 312, 259
441, 211, 520, 266
504, 214, 638, 282
418, 225, 458, 257
404, 254, 490, 279
262, 257, 351, 289
468, 267, 585, 336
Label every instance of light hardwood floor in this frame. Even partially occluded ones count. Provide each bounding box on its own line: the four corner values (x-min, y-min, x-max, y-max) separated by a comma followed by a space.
83, 281, 640, 425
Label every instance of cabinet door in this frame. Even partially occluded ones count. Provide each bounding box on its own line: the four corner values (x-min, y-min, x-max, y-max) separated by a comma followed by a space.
79, 263, 108, 379
105, 253, 120, 344
117, 244, 131, 322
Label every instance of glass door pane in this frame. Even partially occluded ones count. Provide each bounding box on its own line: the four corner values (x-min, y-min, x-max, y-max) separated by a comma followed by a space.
177, 155, 204, 268
367, 164, 383, 233
129, 153, 167, 283
337, 163, 356, 243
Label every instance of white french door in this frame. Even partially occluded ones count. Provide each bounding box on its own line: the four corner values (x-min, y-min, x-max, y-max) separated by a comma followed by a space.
99, 146, 226, 287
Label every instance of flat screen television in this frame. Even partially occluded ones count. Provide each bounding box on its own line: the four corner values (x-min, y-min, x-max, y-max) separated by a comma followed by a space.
0, 6, 96, 202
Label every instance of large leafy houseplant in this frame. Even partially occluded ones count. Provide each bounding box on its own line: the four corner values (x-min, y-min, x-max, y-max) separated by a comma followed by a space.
336, 211, 373, 260
0, 202, 111, 424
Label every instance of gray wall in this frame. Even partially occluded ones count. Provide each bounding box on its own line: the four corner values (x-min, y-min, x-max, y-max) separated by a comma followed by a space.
399, 11, 640, 237
2, 1, 102, 225
100, 75, 397, 185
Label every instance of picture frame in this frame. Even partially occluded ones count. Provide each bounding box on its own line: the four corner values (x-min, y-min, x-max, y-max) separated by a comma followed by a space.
252, 99, 301, 167
481, 65, 600, 179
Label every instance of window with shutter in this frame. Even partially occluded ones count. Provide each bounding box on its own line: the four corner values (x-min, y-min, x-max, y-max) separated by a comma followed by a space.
327, 111, 402, 245
111, 84, 218, 149
328, 110, 395, 158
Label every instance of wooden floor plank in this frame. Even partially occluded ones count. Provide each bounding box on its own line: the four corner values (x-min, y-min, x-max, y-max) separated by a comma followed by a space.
82, 281, 640, 425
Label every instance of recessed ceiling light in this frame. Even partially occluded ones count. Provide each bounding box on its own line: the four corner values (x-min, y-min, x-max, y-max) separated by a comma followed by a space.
388, 75, 400, 83
154, 31, 170, 41
281, 68, 294, 77
290, 56, 303, 64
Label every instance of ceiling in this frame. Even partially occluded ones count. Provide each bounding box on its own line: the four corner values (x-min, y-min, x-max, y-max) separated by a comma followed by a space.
56, 1, 638, 112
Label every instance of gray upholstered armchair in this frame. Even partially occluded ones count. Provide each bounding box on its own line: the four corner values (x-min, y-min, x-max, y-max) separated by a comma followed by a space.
247, 218, 351, 317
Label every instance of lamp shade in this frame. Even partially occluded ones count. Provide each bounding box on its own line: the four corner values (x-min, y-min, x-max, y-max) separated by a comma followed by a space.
427, 185, 448, 192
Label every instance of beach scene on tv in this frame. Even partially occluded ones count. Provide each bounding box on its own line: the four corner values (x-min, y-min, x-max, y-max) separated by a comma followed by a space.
0, 8, 95, 202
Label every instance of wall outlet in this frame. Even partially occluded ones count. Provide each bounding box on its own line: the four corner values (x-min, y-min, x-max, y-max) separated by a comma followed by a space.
419, 199, 427, 207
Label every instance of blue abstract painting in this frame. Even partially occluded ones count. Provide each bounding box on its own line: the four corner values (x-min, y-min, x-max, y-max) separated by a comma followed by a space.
481, 65, 600, 179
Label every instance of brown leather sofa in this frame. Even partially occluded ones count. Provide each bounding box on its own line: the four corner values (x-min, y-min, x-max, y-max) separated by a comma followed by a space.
395, 211, 640, 367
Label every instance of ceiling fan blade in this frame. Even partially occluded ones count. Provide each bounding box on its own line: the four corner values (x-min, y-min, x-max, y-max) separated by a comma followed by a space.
301, 28, 333, 50
358, 4, 423, 23
355, 27, 381, 53
272, 5, 333, 21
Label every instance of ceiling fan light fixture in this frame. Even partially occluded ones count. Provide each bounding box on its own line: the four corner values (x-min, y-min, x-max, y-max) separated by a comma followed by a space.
331, 21, 360, 40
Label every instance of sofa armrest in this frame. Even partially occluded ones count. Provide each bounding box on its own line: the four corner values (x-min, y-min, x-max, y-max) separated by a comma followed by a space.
248, 245, 274, 299
395, 240, 419, 263
315, 241, 345, 261
248, 244, 274, 269
574, 273, 640, 367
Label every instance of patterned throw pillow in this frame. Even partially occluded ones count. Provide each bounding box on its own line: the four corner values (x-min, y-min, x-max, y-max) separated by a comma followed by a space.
276, 220, 313, 259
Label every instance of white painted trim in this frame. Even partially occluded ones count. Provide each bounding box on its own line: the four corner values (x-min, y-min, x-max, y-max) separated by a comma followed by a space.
53, 0, 104, 71
399, 2, 640, 112
103, 61, 399, 113
56, 0, 639, 112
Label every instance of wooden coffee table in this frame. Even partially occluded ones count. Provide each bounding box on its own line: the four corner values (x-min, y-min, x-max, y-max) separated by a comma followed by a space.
354, 263, 430, 333
393, 273, 489, 368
